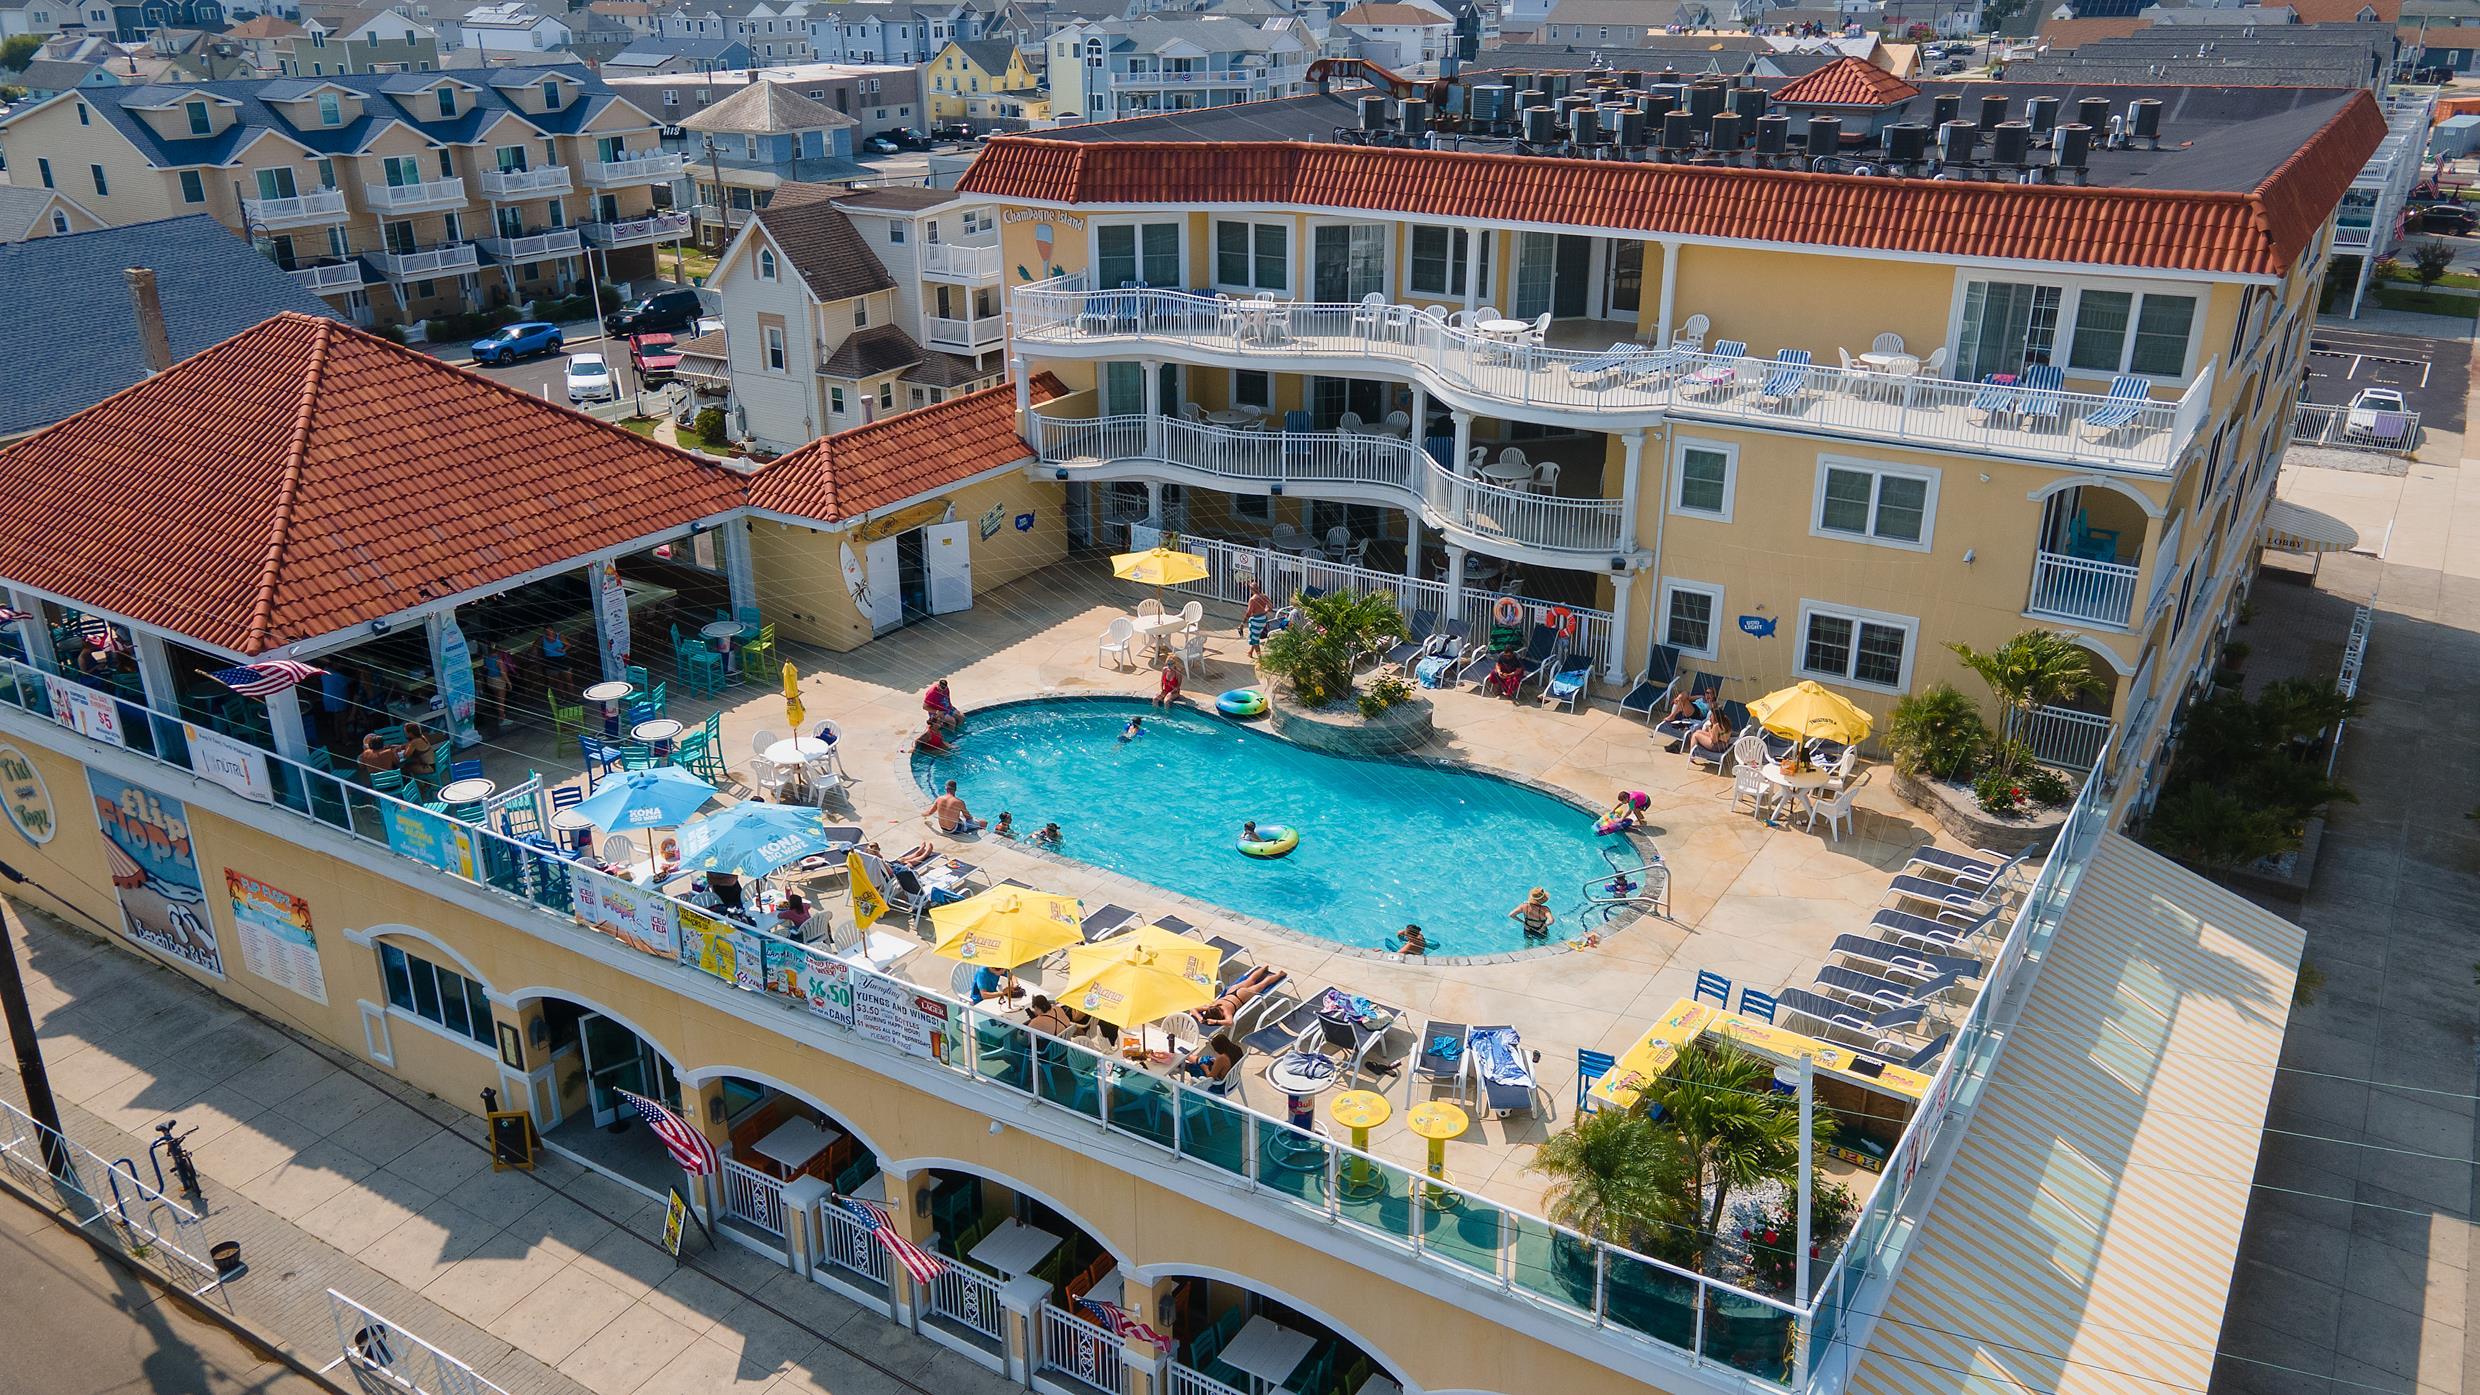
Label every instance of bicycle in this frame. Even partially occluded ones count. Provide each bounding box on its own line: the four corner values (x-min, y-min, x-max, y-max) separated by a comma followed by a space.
151, 1120, 203, 1204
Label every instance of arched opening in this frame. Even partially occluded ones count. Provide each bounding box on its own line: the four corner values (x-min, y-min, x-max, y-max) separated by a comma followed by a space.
685, 1070, 886, 1258
517, 991, 686, 1196
910, 1164, 1128, 1368
2011, 637, 2126, 774
1154, 1272, 1407, 1395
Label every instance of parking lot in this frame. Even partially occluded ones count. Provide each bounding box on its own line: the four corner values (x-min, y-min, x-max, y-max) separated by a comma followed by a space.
2304, 324, 2470, 434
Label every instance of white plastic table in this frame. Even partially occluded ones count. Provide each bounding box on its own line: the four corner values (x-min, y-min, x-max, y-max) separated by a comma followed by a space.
700, 619, 744, 676
582, 680, 634, 735
1479, 460, 1533, 487
1131, 612, 1189, 662
631, 717, 685, 757
967, 1218, 1063, 1277
764, 736, 830, 768
437, 777, 496, 806
1219, 1318, 1317, 1395
1205, 407, 1262, 427
750, 1115, 842, 1174
1761, 762, 1839, 826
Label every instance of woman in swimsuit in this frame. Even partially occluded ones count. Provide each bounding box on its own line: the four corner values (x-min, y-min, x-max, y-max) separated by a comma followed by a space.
1195, 966, 1286, 1028
1509, 887, 1556, 940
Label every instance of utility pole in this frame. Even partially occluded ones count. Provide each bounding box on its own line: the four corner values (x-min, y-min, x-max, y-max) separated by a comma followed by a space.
704, 134, 731, 244
0, 866, 75, 1184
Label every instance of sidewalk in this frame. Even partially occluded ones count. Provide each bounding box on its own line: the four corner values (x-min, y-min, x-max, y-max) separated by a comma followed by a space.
0, 899, 1018, 1395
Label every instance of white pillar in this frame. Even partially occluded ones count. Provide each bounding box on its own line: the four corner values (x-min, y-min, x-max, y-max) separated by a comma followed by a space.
1011, 353, 1031, 418
265, 685, 313, 763
1654, 236, 1680, 343
1443, 544, 1466, 625
130, 631, 180, 712
1144, 480, 1164, 527
1796, 1052, 1815, 1307
1450, 409, 1472, 474
7, 589, 57, 673
1618, 429, 1645, 553
1409, 382, 1427, 439
722, 523, 758, 617
1604, 571, 1635, 683
1140, 357, 1161, 419
1405, 515, 1423, 582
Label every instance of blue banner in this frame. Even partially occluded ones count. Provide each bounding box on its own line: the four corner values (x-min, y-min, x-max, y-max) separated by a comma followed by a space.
383, 803, 477, 880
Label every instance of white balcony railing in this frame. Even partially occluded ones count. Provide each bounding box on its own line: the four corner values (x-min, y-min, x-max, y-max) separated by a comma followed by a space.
926, 314, 1005, 351
582, 150, 687, 185
242, 187, 348, 228
362, 177, 468, 213
2025, 549, 2140, 629
581, 210, 693, 247
476, 164, 573, 198
1014, 285, 2215, 472
478, 228, 583, 262
1114, 66, 1293, 87
921, 241, 1002, 282
1038, 412, 1627, 558
365, 242, 480, 280
289, 260, 365, 293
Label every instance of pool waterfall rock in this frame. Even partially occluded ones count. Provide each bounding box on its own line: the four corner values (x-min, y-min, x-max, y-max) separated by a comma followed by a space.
1264, 690, 1437, 756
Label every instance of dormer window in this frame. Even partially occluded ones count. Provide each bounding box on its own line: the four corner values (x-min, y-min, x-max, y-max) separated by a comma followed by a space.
435, 86, 454, 117
185, 99, 209, 134
758, 247, 777, 279
541, 78, 560, 109
318, 92, 341, 125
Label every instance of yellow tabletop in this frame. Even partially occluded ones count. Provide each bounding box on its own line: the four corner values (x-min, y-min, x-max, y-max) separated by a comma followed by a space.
1330, 1089, 1392, 1134
1406, 1100, 1469, 1142
1588, 996, 1932, 1110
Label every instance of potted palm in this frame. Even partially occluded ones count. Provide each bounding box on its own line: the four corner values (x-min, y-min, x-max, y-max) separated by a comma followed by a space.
1943, 629, 2103, 782
1529, 1107, 1685, 1291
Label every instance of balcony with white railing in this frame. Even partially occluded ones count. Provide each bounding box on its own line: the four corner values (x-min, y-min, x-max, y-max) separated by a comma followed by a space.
582, 209, 693, 247
362, 177, 468, 214
927, 313, 1005, 351
1112, 65, 1284, 88
2025, 549, 2141, 629
478, 227, 584, 263
921, 241, 1002, 282
582, 150, 687, 186
1036, 412, 1629, 561
288, 260, 366, 294
476, 164, 574, 199
1012, 285, 2214, 472
364, 241, 480, 281
242, 187, 348, 229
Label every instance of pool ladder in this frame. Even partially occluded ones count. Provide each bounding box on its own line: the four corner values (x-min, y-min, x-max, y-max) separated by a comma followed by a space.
1581, 853, 1669, 923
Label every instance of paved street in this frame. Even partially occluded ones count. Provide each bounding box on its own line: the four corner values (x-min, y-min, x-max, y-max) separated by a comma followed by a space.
0, 1186, 327, 1395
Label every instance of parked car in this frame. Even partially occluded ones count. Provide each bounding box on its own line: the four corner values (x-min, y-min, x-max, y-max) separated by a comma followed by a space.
603, 287, 703, 337
565, 352, 616, 404
470, 320, 562, 365
2419, 202, 2477, 235
629, 332, 681, 383
864, 135, 900, 155
2344, 387, 2411, 443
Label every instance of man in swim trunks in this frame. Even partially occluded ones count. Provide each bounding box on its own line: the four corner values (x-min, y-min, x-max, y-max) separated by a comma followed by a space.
927, 780, 985, 834
1243, 582, 1273, 658
1195, 966, 1287, 1028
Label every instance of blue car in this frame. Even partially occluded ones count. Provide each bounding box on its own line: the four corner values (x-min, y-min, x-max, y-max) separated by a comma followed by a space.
470, 320, 562, 365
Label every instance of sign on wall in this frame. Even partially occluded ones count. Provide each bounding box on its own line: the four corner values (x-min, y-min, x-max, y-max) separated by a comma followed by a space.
382, 803, 477, 880
434, 613, 483, 751
88, 770, 219, 977
575, 868, 681, 958
850, 971, 952, 1061
0, 744, 55, 845
225, 869, 326, 1005
183, 724, 274, 804
802, 952, 854, 1028
45, 676, 124, 747
676, 903, 738, 980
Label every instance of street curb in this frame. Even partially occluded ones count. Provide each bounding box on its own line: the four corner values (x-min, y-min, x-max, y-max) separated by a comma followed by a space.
0, 1170, 358, 1395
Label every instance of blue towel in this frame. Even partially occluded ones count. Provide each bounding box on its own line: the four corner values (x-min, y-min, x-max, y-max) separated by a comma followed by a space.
1547, 668, 1587, 697
1427, 1034, 1464, 1063
1469, 1027, 1533, 1087
1414, 655, 1453, 688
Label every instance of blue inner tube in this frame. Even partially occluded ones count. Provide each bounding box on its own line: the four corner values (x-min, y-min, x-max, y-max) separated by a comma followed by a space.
1216, 687, 1268, 717
1238, 825, 1299, 858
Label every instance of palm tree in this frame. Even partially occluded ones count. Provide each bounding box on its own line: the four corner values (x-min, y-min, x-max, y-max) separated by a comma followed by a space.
1530, 1107, 1686, 1252
1644, 1041, 1817, 1241
1945, 630, 2104, 778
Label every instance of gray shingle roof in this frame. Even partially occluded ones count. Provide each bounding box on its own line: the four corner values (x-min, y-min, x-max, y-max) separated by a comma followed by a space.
820, 323, 924, 378
0, 215, 343, 438
752, 187, 896, 301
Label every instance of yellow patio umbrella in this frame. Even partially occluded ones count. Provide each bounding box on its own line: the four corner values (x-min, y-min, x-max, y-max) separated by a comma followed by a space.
929, 887, 1084, 968
781, 661, 805, 731
1746, 680, 1874, 745
1059, 924, 1221, 1028
1110, 545, 1210, 590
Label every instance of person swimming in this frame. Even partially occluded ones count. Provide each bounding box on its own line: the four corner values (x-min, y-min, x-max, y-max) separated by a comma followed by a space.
1033, 822, 1063, 848
1119, 716, 1144, 742
1510, 887, 1556, 940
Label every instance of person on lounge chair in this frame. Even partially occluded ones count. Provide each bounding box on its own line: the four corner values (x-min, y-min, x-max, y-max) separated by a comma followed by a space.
1196, 966, 1288, 1028
1486, 649, 1527, 699
1688, 710, 1733, 759
1176, 1033, 1245, 1083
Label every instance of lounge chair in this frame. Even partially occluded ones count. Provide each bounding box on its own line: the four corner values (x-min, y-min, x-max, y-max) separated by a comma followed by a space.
1903, 843, 2032, 887
1755, 348, 1813, 410
1239, 993, 1321, 1055
1884, 872, 2002, 917
1468, 1024, 1540, 1118
1617, 645, 1684, 723
1377, 608, 1440, 669
1814, 962, 1968, 1011
2019, 363, 2066, 429
1410, 1019, 1471, 1104
1540, 653, 1592, 710
2078, 374, 2152, 441
1775, 989, 1928, 1051
1830, 933, 1982, 984
1887, 1033, 1951, 1071
1080, 903, 1138, 943
1870, 902, 2001, 952
1684, 339, 1749, 397
1309, 998, 1413, 1084
1571, 341, 1652, 386
1966, 374, 2023, 425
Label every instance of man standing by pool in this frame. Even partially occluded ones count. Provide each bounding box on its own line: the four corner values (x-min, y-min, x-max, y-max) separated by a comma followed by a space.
928, 779, 986, 834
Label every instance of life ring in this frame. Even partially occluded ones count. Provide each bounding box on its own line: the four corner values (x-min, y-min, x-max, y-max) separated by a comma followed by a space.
1544, 605, 1578, 638
1238, 825, 1300, 858
1216, 687, 1268, 718
1492, 595, 1524, 627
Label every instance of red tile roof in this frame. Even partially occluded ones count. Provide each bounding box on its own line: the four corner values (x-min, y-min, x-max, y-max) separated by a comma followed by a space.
2294, 0, 2398, 22
2035, 15, 2151, 46
1770, 57, 1918, 107
959, 92, 2387, 275
0, 313, 749, 656
748, 376, 1062, 523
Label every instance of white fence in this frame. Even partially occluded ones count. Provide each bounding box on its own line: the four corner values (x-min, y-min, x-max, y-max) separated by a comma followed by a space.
2012, 704, 2114, 772
1166, 1362, 1249, 1395
2024, 551, 2140, 629
2292, 400, 2422, 454
816, 1197, 892, 1286
925, 1259, 1008, 1344
720, 1159, 787, 1239
329, 1290, 509, 1395
1038, 1301, 1131, 1395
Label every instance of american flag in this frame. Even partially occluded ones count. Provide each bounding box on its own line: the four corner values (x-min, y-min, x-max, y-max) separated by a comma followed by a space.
0, 607, 28, 625
615, 1089, 717, 1177
210, 660, 325, 698
1077, 1297, 1171, 1351
836, 1195, 945, 1285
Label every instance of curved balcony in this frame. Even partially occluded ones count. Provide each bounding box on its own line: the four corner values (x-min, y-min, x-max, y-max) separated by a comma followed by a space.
1014, 285, 2212, 472
1036, 413, 1629, 562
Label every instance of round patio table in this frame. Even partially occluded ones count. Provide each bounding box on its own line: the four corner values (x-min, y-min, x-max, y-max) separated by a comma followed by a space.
631, 717, 685, 759
1265, 1051, 1342, 1168
1407, 1100, 1470, 1208
549, 805, 596, 852
1329, 1089, 1393, 1200
437, 777, 496, 806
582, 679, 634, 736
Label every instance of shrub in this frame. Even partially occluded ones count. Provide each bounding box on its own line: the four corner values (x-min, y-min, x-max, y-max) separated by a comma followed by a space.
2021, 765, 2073, 808
1885, 684, 1991, 782
693, 406, 728, 446
2144, 783, 2293, 872
1356, 673, 1414, 719
1256, 588, 1409, 709
594, 281, 623, 313
1972, 768, 2026, 817
1947, 630, 2104, 779
1742, 1180, 1859, 1294
2413, 241, 2457, 290
370, 323, 407, 345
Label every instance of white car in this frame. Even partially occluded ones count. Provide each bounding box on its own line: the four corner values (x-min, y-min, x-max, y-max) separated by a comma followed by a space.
2344, 387, 2410, 442
565, 352, 615, 405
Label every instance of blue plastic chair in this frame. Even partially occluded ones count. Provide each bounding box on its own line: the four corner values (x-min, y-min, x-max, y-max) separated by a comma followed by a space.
1692, 969, 1732, 1008
1736, 987, 1778, 1024
1576, 1048, 1614, 1115
449, 759, 484, 782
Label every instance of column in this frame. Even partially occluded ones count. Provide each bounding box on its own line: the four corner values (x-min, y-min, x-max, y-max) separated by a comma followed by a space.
129, 631, 180, 714
1618, 429, 1645, 554
781, 1174, 831, 1279
1450, 409, 1472, 474
264, 685, 314, 763
1140, 357, 1162, 419
1144, 480, 1164, 528
1654, 236, 1680, 343
1443, 544, 1466, 629
6, 589, 57, 673
1605, 571, 1636, 683
721, 523, 758, 617
1011, 353, 1031, 419
1405, 514, 1423, 582
1121, 1272, 1181, 1395
1408, 382, 1427, 439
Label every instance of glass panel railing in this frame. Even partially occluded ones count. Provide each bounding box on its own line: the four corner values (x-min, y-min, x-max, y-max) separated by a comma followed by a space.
1419, 1178, 1504, 1277
1035, 1040, 1105, 1118
1703, 1290, 1797, 1386
1254, 1120, 1330, 1207
1508, 1214, 1597, 1315
974, 1016, 1034, 1093
1106, 1064, 1176, 1148
1602, 1249, 1701, 1352
1333, 1148, 1415, 1245
1176, 1090, 1249, 1176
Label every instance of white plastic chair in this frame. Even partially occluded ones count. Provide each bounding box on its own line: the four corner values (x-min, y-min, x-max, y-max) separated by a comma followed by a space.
1465, 446, 1487, 472
1177, 629, 1209, 671
1324, 525, 1350, 552
1338, 410, 1365, 433
752, 728, 784, 760
1673, 313, 1709, 350
1181, 401, 1206, 423
603, 833, 637, 867
1872, 331, 1906, 354
1381, 409, 1410, 436
1728, 764, 1778, 818
1731, 732, 1772, 771
1805, 782, 1858, 842
1831, 746, 1860, 787
812, 718, 846, 774
1137, 596, 1163, 621
1531, 461, 1561, 494
1352, 292, 1385, 334
1496, 446, 1527, 471
1178, 600, 1204, 628
1099, 618, 1135, 668
1918, 346, 1949, 377
1270, 522, 1304, 551
749, 754, 789, 798
1527, 311, 1551, 345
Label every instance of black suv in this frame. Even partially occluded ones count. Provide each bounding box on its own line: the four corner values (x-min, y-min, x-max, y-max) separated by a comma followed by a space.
2421, 202, 2478, 235
604, 287, 704, 337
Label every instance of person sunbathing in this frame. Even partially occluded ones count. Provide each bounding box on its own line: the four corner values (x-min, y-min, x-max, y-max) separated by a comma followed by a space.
1195, 966, 1287, 1028
1688, 710, 1733, 758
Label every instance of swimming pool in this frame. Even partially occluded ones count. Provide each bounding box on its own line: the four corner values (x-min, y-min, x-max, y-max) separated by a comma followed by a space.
912, 697, 1638, 956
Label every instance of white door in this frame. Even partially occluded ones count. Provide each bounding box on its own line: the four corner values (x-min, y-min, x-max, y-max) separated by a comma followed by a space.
862, 536, 903, 632
923, 520, 974, 615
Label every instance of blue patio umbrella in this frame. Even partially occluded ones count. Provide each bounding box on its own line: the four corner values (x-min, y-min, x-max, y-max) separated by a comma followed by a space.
676, 801, 849, 879
570, 768, 718, 832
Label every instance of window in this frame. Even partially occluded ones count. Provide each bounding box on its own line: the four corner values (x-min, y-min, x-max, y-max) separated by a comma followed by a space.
436, 149, 452, 178
758, 247, 776, 279
89, 165, 108, 196
1214, 218, 1286, 292
1671, 439, 1735, 521
378, 942, 493, 1048
434, 86, 455, 117
764, 324, 786, 369
1659, 579, 1722, 659
1954, 279, 2060, 382
317, 92, 341, 125
888, 222, 906, 244
854, 300, 868, 327
1797, 604, 1915, 692
542, 79, 561, 109
179, 169, 204, 203
35, 158, 51, 188
830, 385, 847, 412
1813, 460, 1935, 550
910, 387, 927, 406
878, 381, 894, 408
185, 99, 210, 134
1097, 221, 1179, 288
1233, 369, 1271, 410
75, 102, 88, 125
50, 210, 69, 234
1408, 225, 1487, 298
2067, 289, 2197, 377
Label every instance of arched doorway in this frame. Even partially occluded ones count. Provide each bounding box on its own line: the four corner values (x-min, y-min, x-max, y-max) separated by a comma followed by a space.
908, 1164, 1131, 1383
515, 992, 687, 1198
681, 1068, 885, 1267
1152, 1272, 1407, 1395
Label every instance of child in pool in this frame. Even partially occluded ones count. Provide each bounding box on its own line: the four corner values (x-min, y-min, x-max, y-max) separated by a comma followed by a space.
1033, 822, 1063, 848
1119, 716, 1144, 742
992, 812, 1015, 839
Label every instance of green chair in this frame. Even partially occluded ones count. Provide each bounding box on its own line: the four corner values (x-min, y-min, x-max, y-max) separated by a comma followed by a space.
624, 663, 651, 691
619, 741, 657, 771
374, 723, 408, 747
366, 769, 408, 801
670, 624, 725, 698
627, 681, 668, 725
548, 688, 587, 742
740, 622, 777, 674
669, 729, 710, 772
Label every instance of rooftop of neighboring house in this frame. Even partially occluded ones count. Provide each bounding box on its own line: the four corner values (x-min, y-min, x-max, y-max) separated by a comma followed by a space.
15, 59, 114, 91
301, 3, 432, 37
2009, 21, 2394, 86
832, 182, 963, 210
0, 185, 89, 244
1539, 0, 1705, 27
1073, 12, 1320, 56
1334, 3, 1455, 24
681, 76, 858, 132
965, 70, 2387, 276
948, 36, 1024, 70
746, 183, 899, 300
0, 65, 652, 170
225, 14, 305, 37
607, 34, 751, 65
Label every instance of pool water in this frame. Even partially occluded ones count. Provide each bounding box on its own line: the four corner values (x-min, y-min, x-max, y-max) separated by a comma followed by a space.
913, 698, 1636, 955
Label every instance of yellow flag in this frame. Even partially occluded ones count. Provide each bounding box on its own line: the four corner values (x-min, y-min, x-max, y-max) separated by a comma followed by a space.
847, 850, 886, 931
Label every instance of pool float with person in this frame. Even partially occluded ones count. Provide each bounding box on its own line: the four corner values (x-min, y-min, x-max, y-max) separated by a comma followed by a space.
1238, 819, 1299, 859
1216, 687, 1268, 718
1596, 791, 1650, 836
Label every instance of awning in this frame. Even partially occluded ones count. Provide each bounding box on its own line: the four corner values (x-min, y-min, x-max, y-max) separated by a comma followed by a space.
1843, 833, 2306, 1395
2263, 499, 2361, 554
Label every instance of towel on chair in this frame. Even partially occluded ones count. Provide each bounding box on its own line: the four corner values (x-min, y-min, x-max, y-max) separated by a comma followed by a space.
1545, 667, 1587, 699
1468, 1027, 1534, 1088
1414, 655, 1454, 687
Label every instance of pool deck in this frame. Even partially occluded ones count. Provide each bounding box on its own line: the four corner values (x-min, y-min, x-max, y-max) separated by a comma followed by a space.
462, 560, 1975, 1218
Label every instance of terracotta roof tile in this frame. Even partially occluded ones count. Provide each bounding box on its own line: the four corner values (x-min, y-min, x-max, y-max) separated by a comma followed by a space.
959, 91, 2387, 275
0, 313, 748, 656
2036, 15, 2151, 45
1771, 57, 1919, 106
748, 375, 1063, 523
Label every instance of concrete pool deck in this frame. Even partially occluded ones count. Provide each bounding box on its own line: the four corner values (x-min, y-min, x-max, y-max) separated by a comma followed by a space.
462, 559, 1984, 1216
